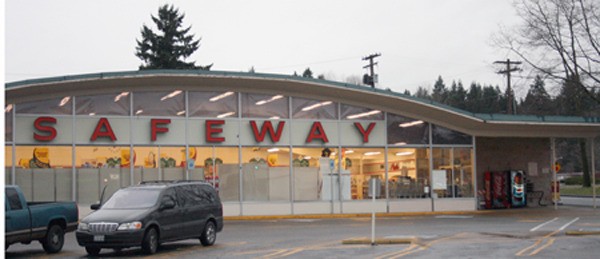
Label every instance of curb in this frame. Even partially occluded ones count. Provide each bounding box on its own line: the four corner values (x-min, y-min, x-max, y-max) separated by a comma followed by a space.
224, 210, 491, 221
565, 230, 600, 236
342, 237, 414, 245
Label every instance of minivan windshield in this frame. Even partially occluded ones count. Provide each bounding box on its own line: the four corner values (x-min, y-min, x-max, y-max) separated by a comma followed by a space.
102, 189, 161, 209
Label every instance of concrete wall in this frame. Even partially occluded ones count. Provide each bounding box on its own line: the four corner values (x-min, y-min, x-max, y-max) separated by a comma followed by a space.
476, 137, 553, 206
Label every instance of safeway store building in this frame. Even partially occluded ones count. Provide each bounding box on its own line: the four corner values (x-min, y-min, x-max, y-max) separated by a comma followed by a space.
5, 70, 599, 216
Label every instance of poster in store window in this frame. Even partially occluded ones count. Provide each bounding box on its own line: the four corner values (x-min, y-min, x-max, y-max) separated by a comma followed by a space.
432, 170, 447, 190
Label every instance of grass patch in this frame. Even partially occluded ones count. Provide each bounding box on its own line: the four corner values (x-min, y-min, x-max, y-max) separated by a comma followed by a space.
560, 185, 600, 196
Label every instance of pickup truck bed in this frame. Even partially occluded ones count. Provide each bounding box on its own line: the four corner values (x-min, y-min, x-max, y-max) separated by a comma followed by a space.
5, 186, 78, 253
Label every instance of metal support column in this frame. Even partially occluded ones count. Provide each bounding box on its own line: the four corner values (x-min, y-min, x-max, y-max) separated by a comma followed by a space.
590, 137, 596, 209
551, 138, 558, 210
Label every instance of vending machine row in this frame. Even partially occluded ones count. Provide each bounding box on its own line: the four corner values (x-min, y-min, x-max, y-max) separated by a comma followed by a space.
484, 170, 526, 209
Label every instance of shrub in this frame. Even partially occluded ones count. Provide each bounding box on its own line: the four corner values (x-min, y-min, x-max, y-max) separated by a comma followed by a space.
564, 176, 583, 185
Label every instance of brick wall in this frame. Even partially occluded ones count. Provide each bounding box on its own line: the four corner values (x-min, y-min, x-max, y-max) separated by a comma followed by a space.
476, 137, 553, 207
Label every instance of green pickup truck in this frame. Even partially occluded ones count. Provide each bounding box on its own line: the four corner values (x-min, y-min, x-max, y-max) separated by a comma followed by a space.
5, 185, 79, 253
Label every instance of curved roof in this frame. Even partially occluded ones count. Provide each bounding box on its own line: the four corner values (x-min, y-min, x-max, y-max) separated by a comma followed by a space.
6, 70, 600, 138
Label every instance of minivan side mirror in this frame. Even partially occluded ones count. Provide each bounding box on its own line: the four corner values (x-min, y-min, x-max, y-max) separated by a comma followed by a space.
160, 199, 176, 210
90, 203, 101, 210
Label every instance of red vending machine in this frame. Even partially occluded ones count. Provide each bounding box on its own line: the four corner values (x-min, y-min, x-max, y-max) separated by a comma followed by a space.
484, 171, 510, 209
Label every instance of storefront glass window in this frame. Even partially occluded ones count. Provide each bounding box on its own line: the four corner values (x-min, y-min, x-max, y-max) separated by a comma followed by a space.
76, 146, 129, 204
194, 147, 240, 202
15, 145, 72, 202
189, 91, 238, 118
241, 146, 290, 201
242, 93, 289, 119
133, 146, 159, 184
133, 91, 185, 117
341, 104, 383, 120
5, 104, 13, 142
292, 97, 337, 119
387, 113, 429, 145
343, 148, 385, 200
453, 148, 474, 197
76, 92, 130, 116
431, 147, 474, 198
432, 125, 472, 145
16, 97, 72, 115
291, 147, 339, 201
387, 148, 429, 199
6, 146, 13, 185
158, 146, 186, 181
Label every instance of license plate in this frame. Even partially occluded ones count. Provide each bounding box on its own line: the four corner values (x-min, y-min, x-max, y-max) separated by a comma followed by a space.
93, 235, 105, 242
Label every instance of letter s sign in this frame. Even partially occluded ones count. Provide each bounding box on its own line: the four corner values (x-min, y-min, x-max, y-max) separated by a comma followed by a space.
33, 116, 57, 142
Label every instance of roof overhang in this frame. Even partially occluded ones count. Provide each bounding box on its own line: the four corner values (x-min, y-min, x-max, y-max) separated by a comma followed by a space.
6, 70, 600, 139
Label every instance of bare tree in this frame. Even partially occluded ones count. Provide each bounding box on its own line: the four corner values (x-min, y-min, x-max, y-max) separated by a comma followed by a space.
496, 0, 600, 103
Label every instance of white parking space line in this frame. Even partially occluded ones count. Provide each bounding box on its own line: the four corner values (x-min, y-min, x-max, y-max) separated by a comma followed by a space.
559, 217, 580, 231
530, 217, 558, 232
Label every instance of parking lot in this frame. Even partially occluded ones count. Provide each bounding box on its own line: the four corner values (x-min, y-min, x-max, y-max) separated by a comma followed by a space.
6, 205, 600, 258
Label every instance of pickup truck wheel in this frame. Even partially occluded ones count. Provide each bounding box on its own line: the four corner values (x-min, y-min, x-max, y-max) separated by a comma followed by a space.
85, 246, 101, 256
41, 224, 64, 253
200, 221, 217, 246
141, 227, 158, 254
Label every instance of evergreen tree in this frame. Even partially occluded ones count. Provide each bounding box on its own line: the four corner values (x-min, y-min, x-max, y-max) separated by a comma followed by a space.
135, 4, 211, 70
520, 75, 553, 115
466, 83, 483, 113
432, 76, 447, 103
415, 86, 431, 100
481, 85, 502, 113
447, 81, 467, 110
302, 68, 313, 78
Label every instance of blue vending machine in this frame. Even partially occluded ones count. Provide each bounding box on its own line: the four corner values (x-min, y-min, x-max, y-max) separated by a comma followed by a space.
510, 170, 526, 207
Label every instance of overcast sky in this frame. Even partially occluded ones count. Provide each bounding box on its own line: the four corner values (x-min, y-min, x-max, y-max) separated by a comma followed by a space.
6, 0, 527, 96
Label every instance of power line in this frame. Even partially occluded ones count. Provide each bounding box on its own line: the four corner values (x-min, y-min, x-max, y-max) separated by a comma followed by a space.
259, 56, 361, 71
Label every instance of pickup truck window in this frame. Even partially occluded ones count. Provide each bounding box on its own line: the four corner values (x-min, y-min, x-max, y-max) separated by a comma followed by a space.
102, 189, 161, 209
6, 188, 23, 210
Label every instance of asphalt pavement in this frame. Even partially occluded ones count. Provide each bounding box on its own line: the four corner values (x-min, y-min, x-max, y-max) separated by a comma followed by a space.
6, 203, 600, 258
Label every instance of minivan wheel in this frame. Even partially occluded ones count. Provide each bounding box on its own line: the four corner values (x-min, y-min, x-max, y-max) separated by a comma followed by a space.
200, 221, 217, 246
142, 227, 159, 254
85, 246, 101, 256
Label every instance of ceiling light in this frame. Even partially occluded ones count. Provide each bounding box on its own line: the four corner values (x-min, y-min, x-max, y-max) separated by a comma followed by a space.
395, 152, 414, 156
256, 95, 284, 105
399, 120, 424, 128
394, 142, 407, 146
161, 90, 182, 101
267, 148, 280, 153
135, 109, 143, 115
364, 151, 381, 156
59, 97, 71, 107
346, 110, 381, 119
177, 110, 186, 116
217, 112, 235, 118
89, 112, 96, 116
301, 101, 333, 111
269, 116, 280, 119
344, 150, 354, 154
114, 92, 129, 102
209, 91, 234, 102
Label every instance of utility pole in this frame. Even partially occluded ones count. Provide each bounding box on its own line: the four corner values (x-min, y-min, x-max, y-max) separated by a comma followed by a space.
494, 59, 521, 115
362, 53, 381, 88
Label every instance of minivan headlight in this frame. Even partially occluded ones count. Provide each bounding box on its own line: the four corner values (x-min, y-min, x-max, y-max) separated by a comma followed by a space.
78, 222, 89, 231
117, 221, 142, 231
